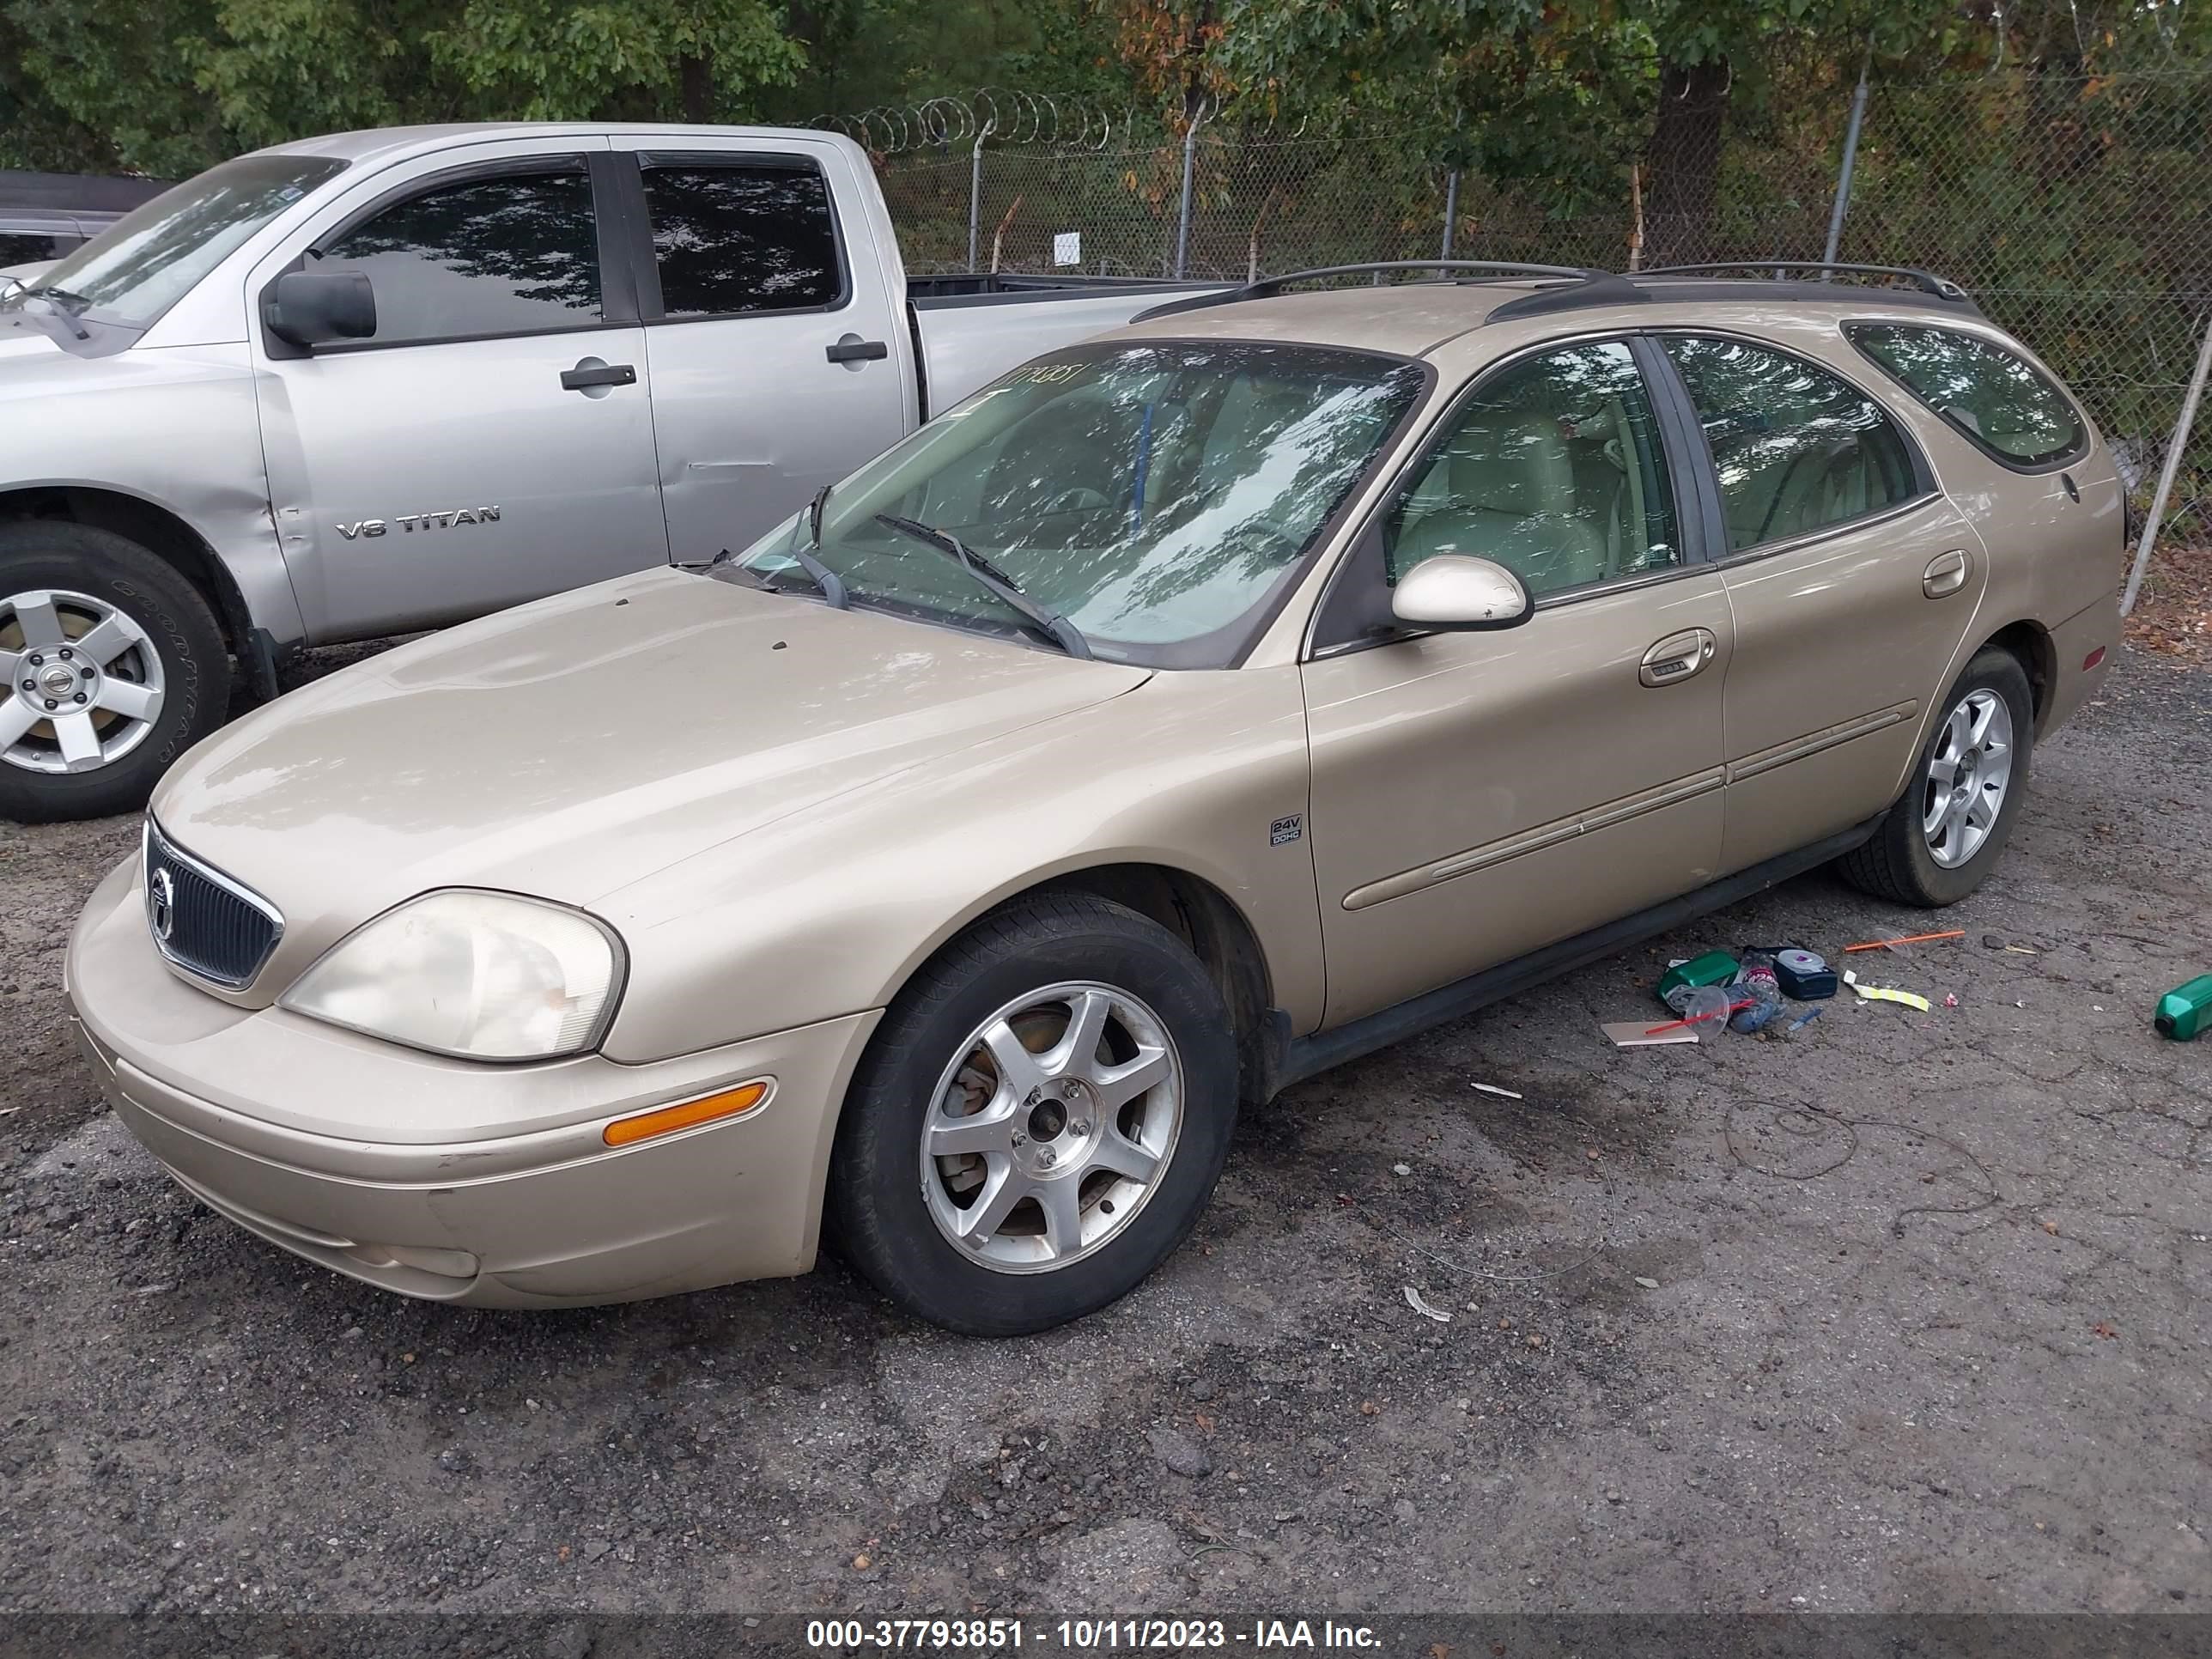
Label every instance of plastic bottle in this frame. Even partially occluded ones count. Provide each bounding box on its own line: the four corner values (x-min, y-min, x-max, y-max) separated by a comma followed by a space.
1729, 951, 1784, 1034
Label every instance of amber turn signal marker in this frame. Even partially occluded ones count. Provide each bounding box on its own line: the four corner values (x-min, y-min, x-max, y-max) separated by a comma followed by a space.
604, 1079, 770, 1147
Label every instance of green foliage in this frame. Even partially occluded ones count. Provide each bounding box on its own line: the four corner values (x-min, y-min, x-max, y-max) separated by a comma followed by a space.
0, 0, 807, 176
768, 0, 1127, 120
425, 0, 805, 123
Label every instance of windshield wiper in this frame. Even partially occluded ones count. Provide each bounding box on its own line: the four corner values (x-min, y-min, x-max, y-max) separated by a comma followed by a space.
872, 513, 1091, 659
809, 482, 830, 548
29, 284, 95, 315
679, 548, 775, 588
688, 504, 848, 607
21, 288, 93, 342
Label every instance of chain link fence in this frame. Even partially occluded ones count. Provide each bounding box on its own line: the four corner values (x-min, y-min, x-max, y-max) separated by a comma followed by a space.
851, 68, 2212, 541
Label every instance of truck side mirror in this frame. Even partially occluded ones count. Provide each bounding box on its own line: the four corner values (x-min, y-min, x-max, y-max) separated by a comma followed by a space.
264, 270, 376, 349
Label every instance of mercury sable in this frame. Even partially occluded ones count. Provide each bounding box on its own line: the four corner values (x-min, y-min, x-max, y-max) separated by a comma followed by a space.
64, 262, 2119, 1333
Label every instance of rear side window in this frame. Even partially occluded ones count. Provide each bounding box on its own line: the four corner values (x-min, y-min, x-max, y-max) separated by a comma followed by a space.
1848, 323, 2084, 469
640, 161, 844, 319
1662, 336, 1919, 553
319, 166, 603, 346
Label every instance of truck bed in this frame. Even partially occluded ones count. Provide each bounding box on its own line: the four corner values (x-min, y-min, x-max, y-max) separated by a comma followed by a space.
907, 272, 1230, 416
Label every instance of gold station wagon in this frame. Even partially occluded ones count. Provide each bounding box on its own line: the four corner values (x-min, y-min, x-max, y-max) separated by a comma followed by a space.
65, 261, 2119, 1334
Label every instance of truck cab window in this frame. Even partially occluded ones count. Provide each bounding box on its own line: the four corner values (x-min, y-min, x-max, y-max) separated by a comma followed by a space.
319, 167, 603, 347
640, 162, 843, 319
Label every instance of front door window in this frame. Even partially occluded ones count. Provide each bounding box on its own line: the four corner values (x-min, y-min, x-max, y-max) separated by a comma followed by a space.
1386, 340, 1680, 598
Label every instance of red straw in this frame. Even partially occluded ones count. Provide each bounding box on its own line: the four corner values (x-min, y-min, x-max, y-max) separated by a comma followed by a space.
1646, 999, 1753, 1036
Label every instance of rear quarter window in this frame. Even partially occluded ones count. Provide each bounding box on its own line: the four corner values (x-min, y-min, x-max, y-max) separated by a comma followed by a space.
1847, 322, 2085, 470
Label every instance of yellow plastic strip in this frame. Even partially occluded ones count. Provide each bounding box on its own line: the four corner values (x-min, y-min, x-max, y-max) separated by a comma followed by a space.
1842, 970, 1934, 1013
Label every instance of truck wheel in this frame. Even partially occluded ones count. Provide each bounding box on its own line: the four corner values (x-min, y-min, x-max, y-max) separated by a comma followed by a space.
1839, 645, 2035, 908
828, 893, 1238, 1335
0, 523, 231, 823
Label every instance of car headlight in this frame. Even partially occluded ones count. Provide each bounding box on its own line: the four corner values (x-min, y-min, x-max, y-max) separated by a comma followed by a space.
280, 890, 625, 1061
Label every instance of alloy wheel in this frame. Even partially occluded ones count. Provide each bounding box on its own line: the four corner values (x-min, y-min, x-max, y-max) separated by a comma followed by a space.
1922, 686, 2014, 868
0, 588, 167, 775
920, 981, 1184, 1274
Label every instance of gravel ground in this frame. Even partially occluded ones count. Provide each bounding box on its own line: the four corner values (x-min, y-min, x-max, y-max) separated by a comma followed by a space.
1, 644, 2208, 1620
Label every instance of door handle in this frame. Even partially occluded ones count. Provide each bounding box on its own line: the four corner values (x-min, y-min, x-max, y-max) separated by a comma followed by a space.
560, 359, 636, 392
825, 336, 889, 365
1639, 627, 1717, 688
1923, 547, 1970, 598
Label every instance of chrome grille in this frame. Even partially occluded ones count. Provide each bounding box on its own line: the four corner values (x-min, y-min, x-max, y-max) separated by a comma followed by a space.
143, 819, 283, 990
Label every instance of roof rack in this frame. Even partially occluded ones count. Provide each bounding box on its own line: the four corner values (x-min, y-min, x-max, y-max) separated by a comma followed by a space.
1130, 260, 1603, 324
1634, 262, 1972, 301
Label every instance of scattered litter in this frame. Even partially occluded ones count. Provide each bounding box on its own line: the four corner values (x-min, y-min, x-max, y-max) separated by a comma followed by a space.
2154, 974, 2212, 1041
1843, 929, 1965, 954
1633, 1276, 1661, 1290
1770, 946, 1838, 1000
0, 1106, 17, 1119
1942, 994, 1960, 1008
1784, 1006, 1823, 1035
1402, 1286, 1452, 1323
1391, 1163, 1413, 1176
1644, 986, 1747, 1038
1470, 1082, 1523, 1099
1602, 1020, 1698, 1048
1729, 952, 1784, 1033
1657, 950, 1740, 1010
1842, 969, 1934, 1012
2004, 945, 2040, 955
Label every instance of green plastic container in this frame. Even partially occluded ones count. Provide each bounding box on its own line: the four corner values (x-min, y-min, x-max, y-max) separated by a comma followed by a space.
1657, 950, 1741, 1008
2153, 974, 2212, 1042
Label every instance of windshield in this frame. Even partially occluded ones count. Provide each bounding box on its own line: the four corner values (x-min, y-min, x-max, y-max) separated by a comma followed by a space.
734, 341, 1427, 666
10, 155, 346, 330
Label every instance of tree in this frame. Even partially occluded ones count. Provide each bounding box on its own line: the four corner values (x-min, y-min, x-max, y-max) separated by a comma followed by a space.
1, 0, 809, 177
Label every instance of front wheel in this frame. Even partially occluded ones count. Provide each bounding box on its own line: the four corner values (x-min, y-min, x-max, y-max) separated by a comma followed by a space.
1839, 645, 2035, 908
828, 893, 1238, 1335
0, 522, 231, 823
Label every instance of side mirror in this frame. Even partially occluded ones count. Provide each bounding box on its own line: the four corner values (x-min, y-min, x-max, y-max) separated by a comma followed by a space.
1390, 555, 1533, 631
264, 270, 375, 349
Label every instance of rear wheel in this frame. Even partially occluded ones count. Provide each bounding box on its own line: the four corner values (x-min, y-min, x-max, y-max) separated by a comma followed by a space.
1839, 645, 2034, 908
828, 893, 1238, 1335
0, 523, 230, 823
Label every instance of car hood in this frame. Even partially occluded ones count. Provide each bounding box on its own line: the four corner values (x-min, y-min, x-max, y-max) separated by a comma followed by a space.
151, 567, 1150, 997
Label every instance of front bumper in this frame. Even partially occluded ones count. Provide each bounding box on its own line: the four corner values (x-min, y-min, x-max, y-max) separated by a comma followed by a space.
65, 858, 879, 1307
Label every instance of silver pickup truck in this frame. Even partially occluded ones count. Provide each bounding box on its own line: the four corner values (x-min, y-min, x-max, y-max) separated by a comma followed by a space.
0, 123, 1218, 822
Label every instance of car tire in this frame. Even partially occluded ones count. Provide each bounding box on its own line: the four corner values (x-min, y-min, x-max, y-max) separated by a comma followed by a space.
1838, 645, 2035, 908
0, 522, 231, 824
828, 891, 1239, 1336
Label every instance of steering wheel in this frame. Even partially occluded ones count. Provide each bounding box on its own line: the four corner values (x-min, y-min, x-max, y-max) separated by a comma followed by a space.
1045, 485, 1113, 515
1223, 517, 1304, 563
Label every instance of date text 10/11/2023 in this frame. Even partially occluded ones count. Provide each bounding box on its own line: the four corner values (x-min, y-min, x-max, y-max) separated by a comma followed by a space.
805, 1619, 1382, 1650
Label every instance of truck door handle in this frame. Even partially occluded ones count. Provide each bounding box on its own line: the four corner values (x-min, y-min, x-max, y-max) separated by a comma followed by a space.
825, 336, 889, 365
1923, 547, 1970, 598
1639, 628, 1717, 688
560, 359, 636, 392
